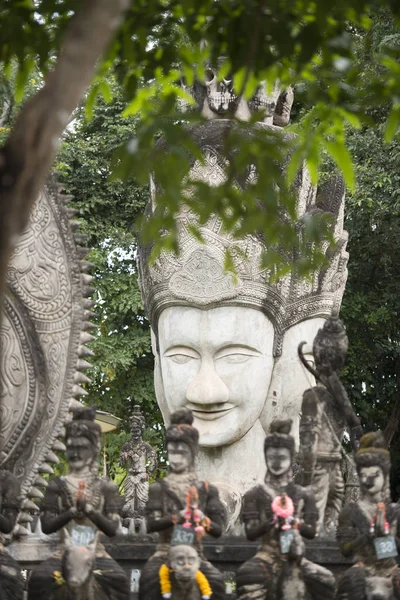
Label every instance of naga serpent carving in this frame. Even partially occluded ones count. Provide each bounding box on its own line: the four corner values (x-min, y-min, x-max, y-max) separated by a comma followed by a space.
0, 179, 95, 534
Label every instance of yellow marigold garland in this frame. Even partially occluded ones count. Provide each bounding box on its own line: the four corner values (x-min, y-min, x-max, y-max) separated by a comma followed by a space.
159, 563, 212, 599
159, 564, 172, 598
196, 569, 212, 598
53, 570, 65, 586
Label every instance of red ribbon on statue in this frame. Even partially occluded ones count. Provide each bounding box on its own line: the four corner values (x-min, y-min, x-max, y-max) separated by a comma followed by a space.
370, 502, 390, 536
271, 493, 295, 530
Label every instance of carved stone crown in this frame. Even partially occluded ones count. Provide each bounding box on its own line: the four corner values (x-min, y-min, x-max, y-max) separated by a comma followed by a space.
138, 123, 348, 356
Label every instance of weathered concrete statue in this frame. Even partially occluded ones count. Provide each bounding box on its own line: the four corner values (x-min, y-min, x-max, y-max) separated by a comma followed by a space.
27, 406, 129, 600
297, 312, 362, 535
236, 419, 336, 600
139, 408, 226, 600
120, 405, 157, 527
337, 432, 400, 600
138, 69, 349, 523
0, 470, 24, 599
159, 544, 212, 600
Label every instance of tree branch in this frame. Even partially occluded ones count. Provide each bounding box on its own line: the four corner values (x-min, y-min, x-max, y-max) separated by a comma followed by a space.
0, 0, 130, 303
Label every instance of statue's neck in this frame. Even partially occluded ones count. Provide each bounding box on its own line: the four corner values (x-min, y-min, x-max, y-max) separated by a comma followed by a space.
264, 470, 292, 491
361, 490, 385, 504
67, 465, 94, 480
196, 419, 266, 495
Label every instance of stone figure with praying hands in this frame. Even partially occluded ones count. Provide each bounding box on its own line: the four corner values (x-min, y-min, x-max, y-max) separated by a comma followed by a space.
297, 311, 363, 535
120, 405, 157, 529
139, 408, 226, 600
236, 419, 336, 600
27, 405, 129, 600
337, 432, 400, 600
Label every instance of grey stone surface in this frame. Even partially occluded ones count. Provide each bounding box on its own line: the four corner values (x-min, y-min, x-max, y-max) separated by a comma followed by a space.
1, 180, 94, 529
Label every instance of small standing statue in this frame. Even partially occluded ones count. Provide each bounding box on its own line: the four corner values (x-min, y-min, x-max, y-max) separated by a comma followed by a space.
139, 408, 226, 600
337, 432, 400, 600
28, 406, 129, 600
236, 419, 336, 600
120, 405, 157, 528
0, 470, 24, 599
298, 311, 363, 535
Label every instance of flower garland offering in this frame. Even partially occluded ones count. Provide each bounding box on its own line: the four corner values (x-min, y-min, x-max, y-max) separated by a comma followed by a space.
370, 502, 390, 536
159, 563, 212, 599
182, 486, 210, 538
271, 493, 294, 530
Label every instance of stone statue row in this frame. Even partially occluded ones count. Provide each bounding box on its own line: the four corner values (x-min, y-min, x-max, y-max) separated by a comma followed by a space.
0, 405, 398, 599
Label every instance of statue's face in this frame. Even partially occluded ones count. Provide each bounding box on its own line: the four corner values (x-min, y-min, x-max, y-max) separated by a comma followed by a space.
66, 436, 94, 470
131, 422, 143, 440
265, 446, 292, 477
359, 465, 385, 495
167, 441, 193, 473
169, 545, 200, 584
157, 306, 274, 447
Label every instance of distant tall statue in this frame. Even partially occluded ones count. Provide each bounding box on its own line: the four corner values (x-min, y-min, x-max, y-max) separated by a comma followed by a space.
120, 405, 157, 527
298, 312, 362, 535
139, 408, 226, 600
337, 432, 400, 600
138, 70, 349, 515
28, 406, 129, 600
236, 420, 336, 599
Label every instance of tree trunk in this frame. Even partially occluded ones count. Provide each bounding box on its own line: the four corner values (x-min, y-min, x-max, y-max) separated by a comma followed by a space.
0, 0, 130, 305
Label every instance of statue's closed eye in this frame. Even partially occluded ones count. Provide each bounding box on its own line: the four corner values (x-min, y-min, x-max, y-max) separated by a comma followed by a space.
167, 354, 196, 364
216, 353, 253, 364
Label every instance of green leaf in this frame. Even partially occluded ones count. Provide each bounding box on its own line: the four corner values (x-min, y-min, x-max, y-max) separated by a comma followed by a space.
385, 106, 400, 143
324, 139, 355, 191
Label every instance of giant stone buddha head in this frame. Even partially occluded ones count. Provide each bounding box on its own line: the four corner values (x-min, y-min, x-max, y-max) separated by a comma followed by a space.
138, 81, 348, 495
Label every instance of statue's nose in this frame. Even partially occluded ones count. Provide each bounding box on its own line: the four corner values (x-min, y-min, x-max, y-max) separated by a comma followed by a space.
186, 359, 229, 406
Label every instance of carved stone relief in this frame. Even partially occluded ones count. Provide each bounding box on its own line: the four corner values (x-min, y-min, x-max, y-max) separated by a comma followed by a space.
0, 180, 94, 530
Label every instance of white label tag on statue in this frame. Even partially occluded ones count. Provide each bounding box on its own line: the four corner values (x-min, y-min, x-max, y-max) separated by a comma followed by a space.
374, 535, 397, 560
280, 529, 295, 554
70, 524, 96, 546
171, 525, 196, 546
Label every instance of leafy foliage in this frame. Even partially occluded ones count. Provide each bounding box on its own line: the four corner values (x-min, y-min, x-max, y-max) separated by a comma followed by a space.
1, 0, 400, 273
56, 83, 164, 473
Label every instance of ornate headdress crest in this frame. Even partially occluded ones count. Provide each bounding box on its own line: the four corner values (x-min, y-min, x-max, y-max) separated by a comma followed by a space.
355, 431, 390, 475
138, 121, 348, 356
264, 419, 295, 457
165, 409, 199, 456
65, 405, 101, 451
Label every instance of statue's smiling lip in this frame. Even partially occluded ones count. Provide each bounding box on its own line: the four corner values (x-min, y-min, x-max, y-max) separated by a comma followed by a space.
187, 403, 235, 421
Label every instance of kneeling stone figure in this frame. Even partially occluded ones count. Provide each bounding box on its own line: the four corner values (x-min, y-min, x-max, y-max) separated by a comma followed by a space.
139, 408, 226, 600
337, 432, 400, 600
236, 419, 336, 600
28, 406, 129, 600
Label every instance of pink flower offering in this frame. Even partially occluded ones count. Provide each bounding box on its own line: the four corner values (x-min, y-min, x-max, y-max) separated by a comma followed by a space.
271, 494, 294, 519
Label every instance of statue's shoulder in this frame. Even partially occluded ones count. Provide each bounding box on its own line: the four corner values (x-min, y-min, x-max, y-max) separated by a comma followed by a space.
199, 481, 219, 497
149, 479, 165, 494
100, 478, 119, 495
386, 502, 400, 521
244, 484, 267, 504
338, 501, 357, 524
